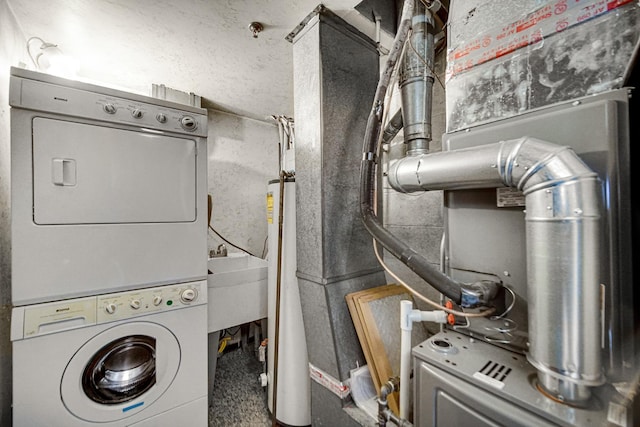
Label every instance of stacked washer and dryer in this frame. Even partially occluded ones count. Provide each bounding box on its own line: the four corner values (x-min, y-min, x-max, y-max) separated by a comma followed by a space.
8, 67, 209, 426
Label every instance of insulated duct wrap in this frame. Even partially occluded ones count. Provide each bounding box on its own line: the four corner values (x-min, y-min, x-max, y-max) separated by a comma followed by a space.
388, 136, 603, 401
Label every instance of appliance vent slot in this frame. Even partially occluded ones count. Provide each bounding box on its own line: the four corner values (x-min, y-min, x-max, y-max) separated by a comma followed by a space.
478, 360, 512, 382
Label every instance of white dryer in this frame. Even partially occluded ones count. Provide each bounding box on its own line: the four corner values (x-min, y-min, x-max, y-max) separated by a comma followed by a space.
9, 67, 208, 306
11, 281, 208, 427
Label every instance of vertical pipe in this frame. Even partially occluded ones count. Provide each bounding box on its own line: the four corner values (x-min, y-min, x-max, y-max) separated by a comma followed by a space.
360, 0, 470, 306
399, 300, 413, 419
271, 171, 286, 427
399, 1, 435, 156
525, 178, 603, 402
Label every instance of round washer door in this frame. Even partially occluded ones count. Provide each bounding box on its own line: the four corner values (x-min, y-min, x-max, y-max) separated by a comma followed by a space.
61, 322, 180, 423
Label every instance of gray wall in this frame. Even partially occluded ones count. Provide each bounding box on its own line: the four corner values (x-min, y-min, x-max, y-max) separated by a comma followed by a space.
0, 0, 28, 423
206, 110, 279, 258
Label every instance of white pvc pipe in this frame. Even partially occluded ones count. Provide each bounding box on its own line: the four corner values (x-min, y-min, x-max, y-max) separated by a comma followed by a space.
400, 300, 447, 419
399, 300, 413, 419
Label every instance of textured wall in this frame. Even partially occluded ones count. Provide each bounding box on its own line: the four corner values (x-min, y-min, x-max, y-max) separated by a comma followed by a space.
206, 110, 279, 258
0, 0, 28, 423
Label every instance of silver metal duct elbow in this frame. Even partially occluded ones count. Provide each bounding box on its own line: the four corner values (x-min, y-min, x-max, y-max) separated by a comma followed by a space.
505, 138, 604, 404
389, 136, 604, 403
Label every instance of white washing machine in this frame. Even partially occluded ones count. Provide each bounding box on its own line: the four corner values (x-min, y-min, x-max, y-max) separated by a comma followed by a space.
11, 281, 208, 427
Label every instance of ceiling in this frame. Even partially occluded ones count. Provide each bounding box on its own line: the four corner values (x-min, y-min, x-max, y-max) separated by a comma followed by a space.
7, 0, 395, 122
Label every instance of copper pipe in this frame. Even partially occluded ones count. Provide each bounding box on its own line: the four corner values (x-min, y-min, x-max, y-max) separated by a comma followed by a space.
271, 170, 287, 427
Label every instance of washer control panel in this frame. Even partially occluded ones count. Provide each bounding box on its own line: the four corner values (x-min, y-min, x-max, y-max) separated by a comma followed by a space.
96, 281, 205, 323
12, 281, 207, 340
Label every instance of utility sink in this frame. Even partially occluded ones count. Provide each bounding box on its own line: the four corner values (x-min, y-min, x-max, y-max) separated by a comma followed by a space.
206, 252, 268, 333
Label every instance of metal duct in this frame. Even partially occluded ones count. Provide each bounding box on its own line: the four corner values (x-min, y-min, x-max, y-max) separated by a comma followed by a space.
388, 136, 604, 402
399, 1, 435, 156
381, 109, 403, 145
360, 0, 500, 309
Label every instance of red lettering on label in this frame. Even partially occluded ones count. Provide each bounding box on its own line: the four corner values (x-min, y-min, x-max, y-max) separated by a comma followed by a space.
555, 0, 568, 14
556, 19, 569, 31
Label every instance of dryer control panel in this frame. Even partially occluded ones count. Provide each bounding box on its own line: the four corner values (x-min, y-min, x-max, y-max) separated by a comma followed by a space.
9, 68, 208, 137
11, 281, 207, 340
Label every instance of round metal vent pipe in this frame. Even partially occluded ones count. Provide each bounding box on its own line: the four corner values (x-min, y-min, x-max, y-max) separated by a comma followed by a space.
398, 0, 435, 156
388, 136, 604, 403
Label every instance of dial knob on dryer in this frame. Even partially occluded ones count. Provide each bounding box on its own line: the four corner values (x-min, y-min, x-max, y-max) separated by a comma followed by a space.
180, 288, 197, 303
180, 116, 197, 131
103, 103, 117, 114
130, 299, 141, 309
131, 108, 143, 119
105, 303, 117, 314
153, 295, 163, 306
156, 113, 167, 123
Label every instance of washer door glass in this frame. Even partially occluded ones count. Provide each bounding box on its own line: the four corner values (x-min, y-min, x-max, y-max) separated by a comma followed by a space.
83, 335, 156, 404
61, 322, 180, 423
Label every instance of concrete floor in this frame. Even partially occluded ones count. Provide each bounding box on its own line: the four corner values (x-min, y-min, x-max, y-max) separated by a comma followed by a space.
209, 344, 270, 426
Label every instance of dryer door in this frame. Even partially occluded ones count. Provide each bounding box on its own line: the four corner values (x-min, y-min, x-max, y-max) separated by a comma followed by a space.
32, 118, 197, 225
61, 322, 180, 422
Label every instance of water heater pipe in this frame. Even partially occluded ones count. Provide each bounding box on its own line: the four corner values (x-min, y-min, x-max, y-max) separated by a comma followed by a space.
270, 171, 287, 427
388, 136, 604, 402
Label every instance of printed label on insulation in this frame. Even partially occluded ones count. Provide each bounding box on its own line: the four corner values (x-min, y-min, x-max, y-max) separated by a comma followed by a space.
447, 0, 634, 80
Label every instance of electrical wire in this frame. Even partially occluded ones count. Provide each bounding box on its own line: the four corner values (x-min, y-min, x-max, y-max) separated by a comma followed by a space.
223, 326, 242, 337
490, 286, 516, 319
208, 224, 259, 258
368, 4, 493, 318
217, 337, 231, 354
417, 0, 448, 55
407, 27, 446, 91
372, 238, 495, 317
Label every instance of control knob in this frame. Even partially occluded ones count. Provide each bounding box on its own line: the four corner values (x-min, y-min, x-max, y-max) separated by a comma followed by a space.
130, 299, 141, 310
156, 113, 167, 123
180, 116, 197, 131
153, 295, 163, 306
180, 288, 197, 303
103, 103, 117, 114
131, 108, 143, 119
105, 303, 117, 314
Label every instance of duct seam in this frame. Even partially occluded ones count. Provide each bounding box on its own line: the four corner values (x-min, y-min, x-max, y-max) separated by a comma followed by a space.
415, 157, 423, 188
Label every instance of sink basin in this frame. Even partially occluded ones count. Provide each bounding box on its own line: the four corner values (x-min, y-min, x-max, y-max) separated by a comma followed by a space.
207, 252, 268, 333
